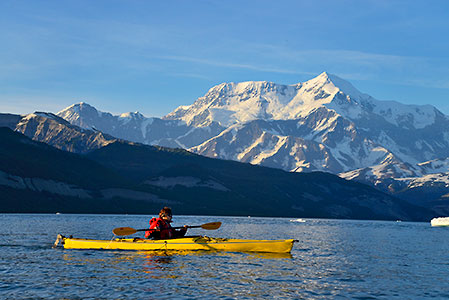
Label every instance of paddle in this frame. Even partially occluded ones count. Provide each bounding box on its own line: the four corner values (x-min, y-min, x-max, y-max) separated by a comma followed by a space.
112, 221, 222, 236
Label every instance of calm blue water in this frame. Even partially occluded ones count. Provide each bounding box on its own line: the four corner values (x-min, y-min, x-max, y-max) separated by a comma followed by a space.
1, 214, 448, 299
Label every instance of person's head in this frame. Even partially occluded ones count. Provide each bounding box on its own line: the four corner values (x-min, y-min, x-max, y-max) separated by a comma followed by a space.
159, 207, 172, 222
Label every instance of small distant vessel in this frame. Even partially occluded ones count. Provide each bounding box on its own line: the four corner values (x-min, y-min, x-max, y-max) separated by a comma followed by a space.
290, 218, 306, 223
430, 217, 449, 227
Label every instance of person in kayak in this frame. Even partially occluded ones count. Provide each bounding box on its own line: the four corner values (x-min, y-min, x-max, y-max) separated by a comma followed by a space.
145, 207, 187, 239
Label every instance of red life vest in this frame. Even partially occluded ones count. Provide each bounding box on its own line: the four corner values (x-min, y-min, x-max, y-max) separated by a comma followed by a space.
145, 217, 174, 239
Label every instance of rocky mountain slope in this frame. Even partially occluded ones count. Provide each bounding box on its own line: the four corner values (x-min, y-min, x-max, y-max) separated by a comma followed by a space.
0, 112, 117, 153
57, 102, 225, 149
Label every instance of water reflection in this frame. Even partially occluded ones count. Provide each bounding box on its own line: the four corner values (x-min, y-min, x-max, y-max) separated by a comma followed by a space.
61, 249, 292, 266
58, 247, 296, 293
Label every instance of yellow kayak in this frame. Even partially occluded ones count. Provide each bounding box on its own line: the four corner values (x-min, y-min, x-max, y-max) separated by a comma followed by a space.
54, 235, 296, 253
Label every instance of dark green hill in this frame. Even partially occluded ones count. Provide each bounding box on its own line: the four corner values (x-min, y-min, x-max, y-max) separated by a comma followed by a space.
0, 127, 126, 189
0, 127, 147, 213
86, 141, 431, 220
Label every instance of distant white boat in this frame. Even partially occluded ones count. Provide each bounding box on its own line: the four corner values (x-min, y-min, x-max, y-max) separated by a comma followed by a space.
290, 218, 306, 223
430, 217, 449, 227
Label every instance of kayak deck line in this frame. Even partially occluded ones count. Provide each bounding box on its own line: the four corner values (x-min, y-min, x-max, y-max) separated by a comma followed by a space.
54, 235, 297, 253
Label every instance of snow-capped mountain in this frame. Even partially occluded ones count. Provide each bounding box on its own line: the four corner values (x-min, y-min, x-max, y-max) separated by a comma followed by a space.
57, 102, 225, 149
52, 73, 449, 207
340, 157, 449, 186
339, 157, 449, 206
169, 73, 448, 175
166, 72, 441, 130
13, 112, 117, 153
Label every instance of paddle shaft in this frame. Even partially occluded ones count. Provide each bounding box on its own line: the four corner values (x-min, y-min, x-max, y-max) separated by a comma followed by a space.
134, 225, 200, 232
112, 222, 221, 236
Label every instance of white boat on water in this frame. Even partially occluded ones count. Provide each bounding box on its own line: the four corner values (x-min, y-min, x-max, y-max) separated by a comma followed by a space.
430, 217, 449, 227
290, 218, 306, 223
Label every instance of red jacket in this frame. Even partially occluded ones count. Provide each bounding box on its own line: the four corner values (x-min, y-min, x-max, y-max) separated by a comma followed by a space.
145, 217, 187, 239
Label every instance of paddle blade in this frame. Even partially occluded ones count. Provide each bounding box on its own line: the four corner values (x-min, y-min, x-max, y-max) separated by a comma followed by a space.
200, 222, 222, 230
113, 227, 138, 236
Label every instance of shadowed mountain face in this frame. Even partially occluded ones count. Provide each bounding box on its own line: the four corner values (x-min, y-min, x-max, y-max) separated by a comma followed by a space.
0, 127, 430, 220
0, 112, 118, 153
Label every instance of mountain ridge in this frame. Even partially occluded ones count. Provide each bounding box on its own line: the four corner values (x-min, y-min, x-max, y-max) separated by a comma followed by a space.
164, 72, 440, 130
2, 72, 449, 215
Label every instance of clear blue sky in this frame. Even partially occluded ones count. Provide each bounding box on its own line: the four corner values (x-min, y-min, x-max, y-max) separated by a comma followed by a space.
1, 0, 449, 117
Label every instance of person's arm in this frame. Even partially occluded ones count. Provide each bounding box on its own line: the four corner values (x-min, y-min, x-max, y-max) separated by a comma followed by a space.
174, 225, 188, 238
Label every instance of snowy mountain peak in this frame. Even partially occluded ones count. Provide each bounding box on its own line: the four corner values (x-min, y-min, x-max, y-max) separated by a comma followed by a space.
119, 111, 144, 119
165, 72, 369, 126
58, 103, 148, 124
303, 72, 365, 101
58, 102, 99, 118
60, 102, 97, 114
204, 80, 285, 102
166, 72, 442, 130
57, 102, 157, 135
165, 79, 297, 127
57, 102, 104, 129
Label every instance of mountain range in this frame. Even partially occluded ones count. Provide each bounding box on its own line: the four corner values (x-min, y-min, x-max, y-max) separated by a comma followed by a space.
1, 72, 448, 217
1, 127, 425, 220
